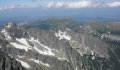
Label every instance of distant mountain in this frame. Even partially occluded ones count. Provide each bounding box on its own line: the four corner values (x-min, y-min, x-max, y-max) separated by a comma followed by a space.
0, 20, 120, 70
1, 8, 120, 24
22, 17, 81, 32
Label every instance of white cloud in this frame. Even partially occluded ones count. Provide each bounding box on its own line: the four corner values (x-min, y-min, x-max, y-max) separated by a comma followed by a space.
0, 4, 38, 11
0, 0, 100, 10
107, 2, 120, 7
46, 1, 93, 8
0, 4, 23, 10
46, 2, 65, 8
68, 1, 92, 8
0, 1, 120, 11
0, 8, 2, 11
68, 1, 91, 8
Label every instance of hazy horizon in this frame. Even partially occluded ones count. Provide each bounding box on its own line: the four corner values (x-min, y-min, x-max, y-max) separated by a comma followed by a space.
0, 0, 120, 24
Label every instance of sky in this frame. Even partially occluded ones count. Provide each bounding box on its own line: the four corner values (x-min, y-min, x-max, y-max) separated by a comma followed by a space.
0, 0, 120, 24
0, 0, 120, 10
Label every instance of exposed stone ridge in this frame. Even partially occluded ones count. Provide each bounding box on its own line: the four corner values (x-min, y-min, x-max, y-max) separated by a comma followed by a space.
0, 52, 24, 70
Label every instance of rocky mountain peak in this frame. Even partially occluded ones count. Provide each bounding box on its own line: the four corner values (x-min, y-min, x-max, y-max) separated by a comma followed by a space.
5, 22, 16, 28
1, 23, 29, 40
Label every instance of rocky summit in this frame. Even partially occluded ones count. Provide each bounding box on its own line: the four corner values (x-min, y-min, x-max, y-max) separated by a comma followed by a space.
0, 21, 120, 70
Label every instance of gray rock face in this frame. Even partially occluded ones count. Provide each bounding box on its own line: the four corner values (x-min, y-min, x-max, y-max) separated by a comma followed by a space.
0, 22, 120, 70
0, 52, 24, 70
2, 22, 29, 39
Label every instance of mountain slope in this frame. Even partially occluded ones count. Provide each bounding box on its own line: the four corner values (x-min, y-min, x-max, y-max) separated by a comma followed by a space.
0, 52, 24, 70
0, 21, 120, 70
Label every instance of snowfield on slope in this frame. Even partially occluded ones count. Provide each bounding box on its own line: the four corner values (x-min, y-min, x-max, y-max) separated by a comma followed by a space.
16, 59, 30, 68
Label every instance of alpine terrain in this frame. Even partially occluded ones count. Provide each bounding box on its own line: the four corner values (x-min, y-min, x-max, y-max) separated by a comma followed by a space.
0, 18, 120, 70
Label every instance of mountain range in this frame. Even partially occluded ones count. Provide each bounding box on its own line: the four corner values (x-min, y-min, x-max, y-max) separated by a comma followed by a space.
0, 18, 120, 70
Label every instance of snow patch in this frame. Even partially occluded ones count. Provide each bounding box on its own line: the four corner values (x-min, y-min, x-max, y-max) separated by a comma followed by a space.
80, 52, 83, 56
16, 59, 30, 68
6, 24, 12, 28
92, 56, 95, 60
10, 38, 32, 51
66, 28, 71, 31
91, 51, 95, 60
10, 42, 31, 51
75, 67, 78, 70
91, 51, 94, 55
101, 35, 104, 39
16, 38, 29, 46
58, 57, 69, 62
17, 55, 25, 58
55, 30, 71, 40
52, 49, 60, 53
30, 59, 50, 67
1, 29, 6, 33
1, 29, 11, 40
29, 37, 55, 56
33, 46, 54, 56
